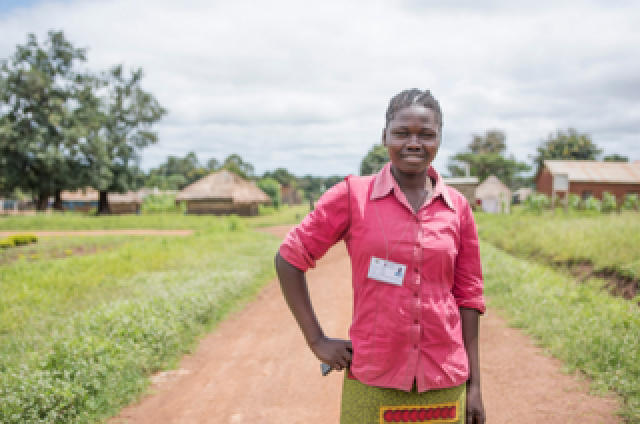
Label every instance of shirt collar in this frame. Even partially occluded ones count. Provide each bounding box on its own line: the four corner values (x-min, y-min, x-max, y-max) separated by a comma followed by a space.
370, 162, 456, 212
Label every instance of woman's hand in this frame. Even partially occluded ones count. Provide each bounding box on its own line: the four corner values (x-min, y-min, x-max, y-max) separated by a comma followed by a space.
465, 382, 485, 424
310, 336, 352, 371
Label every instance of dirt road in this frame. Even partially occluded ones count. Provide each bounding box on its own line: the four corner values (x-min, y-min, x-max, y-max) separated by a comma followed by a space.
112, 226, 620, 423
0, 230, 193, 237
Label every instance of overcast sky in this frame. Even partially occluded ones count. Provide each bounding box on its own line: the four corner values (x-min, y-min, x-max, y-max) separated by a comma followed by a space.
1, 0, 639, 176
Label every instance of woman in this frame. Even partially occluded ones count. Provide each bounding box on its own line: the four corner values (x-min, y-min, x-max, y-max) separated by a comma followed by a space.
275, 89, 486, 423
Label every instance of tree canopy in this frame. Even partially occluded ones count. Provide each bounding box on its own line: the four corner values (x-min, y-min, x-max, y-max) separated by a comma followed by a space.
0, 31, 167, 212
448, 130, 530, 189
532, 128, 602, 172
360, 144, 389, 176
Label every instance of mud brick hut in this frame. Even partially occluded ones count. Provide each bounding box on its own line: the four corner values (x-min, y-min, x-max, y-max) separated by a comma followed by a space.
442, 176, 479, 205
61, 188, 142, 214
475, 175, 512, 213
535, 160, 640, 204
176, 170, 271, 216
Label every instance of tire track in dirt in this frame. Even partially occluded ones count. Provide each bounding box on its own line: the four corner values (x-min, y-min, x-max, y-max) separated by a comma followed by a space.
111, 225, 620, 423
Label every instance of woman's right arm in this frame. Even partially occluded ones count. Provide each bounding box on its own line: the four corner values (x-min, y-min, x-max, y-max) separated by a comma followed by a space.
275, 252, 352, 371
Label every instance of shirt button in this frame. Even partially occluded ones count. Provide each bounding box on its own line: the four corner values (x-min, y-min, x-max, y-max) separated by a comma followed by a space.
414, 319, 419, 324
414, 268, 419, 273
414, 292, 419, 297
414, 344, 418, 349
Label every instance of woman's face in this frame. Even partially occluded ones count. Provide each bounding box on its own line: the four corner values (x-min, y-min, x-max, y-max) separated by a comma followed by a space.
382, 105, 441, 175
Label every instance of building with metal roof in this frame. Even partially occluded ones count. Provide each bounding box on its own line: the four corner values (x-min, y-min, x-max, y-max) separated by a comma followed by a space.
535, 160, 640, 203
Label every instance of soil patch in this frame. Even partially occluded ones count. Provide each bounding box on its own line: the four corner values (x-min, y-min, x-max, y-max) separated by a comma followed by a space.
565, 261, 638, 305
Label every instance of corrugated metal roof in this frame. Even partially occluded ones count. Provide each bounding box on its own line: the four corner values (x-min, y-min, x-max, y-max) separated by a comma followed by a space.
443, 177, 479, 185
176, 170, 271, 204
544, 160, 640, 184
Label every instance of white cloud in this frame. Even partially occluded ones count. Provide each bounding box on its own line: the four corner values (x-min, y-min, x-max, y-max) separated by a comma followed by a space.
1, 0, 639, 176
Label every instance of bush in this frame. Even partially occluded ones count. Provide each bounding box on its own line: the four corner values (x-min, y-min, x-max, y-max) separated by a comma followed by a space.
0, 239, 14, 249
4, 234, 37, 247
584, 196, 602, 212
141, 194, 183, 214
257, 178, 281, 209
524, 193, 550, 213
601, 191, 617, 213
568, 193, 582, 210
623, 193, 639, 211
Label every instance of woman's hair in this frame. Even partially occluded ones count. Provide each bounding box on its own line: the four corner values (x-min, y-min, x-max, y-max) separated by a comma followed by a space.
385, 89, 443, 128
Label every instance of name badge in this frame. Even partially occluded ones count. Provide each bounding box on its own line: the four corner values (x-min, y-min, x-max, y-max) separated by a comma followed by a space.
367, 257, 406, 286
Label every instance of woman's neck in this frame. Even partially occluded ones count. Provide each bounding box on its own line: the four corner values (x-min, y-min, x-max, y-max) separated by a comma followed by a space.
390, 165, 432, 192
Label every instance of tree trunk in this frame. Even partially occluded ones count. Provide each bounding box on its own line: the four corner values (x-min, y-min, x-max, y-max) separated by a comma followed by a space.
53, 190, 63, 211
35, 192, 50, 211
98, 190, 111, 215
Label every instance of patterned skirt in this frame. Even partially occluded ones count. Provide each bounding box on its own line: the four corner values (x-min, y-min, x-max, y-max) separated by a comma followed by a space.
340, 371, 466, 424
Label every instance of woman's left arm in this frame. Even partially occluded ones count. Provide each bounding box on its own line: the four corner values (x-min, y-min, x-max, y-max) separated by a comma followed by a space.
460, 307, 485, 424
451, 199, 486, 424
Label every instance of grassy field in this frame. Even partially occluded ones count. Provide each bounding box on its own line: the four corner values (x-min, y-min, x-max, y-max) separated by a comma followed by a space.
0, 204, 309, 232
481, 240, 640, 421
475, 211, 640, 282
0, 207, 306, 423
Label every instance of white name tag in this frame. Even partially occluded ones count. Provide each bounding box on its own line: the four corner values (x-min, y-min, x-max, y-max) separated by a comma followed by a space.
367, 257, 406, 286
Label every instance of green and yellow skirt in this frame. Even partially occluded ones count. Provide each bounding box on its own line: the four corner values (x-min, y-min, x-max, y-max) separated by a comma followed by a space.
340, 372, 465, 424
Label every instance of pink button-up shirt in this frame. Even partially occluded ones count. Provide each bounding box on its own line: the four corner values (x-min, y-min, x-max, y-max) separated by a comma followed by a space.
279, 162, 485, 392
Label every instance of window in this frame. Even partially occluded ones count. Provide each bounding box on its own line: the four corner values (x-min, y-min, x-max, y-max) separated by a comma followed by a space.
582, 190, 593, 200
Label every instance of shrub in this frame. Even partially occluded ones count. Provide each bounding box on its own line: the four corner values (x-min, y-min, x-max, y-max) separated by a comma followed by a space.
6, 234, 37, 247
601, 191, 617, 213
623, 193, 639, 211
524, 193, 550, 213
257, 178, 281, 209
568, 193, 582, 210
584, 196, 601, 212
0, 239, 14, 249
141, 194, 182, 214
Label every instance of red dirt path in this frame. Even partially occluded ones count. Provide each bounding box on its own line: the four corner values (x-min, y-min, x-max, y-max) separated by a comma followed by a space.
111, 225, 620, 423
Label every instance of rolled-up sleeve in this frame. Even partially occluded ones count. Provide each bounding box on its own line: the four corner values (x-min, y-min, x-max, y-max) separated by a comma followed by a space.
279, 180, 350, 272
452, 202, 486, 313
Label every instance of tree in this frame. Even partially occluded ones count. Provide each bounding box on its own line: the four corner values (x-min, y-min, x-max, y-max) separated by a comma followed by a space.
468, 130, 506, 154
222, 154, 254, 180
263, 168, 297, 186
257, 177, 281, 208
360, 144, 389, 176
532, 128, 602, 173
448, 130, 530, 189
448, 153, 531, 189
603, 154, 629, 162
0, 31, 95, 210
206, 157, 220, 171
90, 65, 167, 214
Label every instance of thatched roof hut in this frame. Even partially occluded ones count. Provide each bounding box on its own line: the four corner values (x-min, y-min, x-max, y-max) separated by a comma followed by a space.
176, 170, 271, 215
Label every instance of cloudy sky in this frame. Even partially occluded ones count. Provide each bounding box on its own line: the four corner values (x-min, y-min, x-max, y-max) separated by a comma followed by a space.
1, 0, 639, 176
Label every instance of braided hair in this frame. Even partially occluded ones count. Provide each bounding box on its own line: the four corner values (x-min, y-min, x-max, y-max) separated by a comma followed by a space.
384, 89, 443, 129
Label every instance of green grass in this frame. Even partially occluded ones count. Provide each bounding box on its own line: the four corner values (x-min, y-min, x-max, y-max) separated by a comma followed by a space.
475, 211, 640, 280
0, 210, 302, 423
0, 204, 309, 232
481, 241, 639, 422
